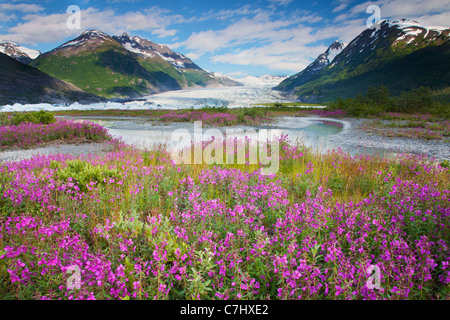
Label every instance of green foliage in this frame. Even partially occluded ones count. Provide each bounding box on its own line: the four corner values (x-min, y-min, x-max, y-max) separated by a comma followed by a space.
12, 111, 56, 125
366, 85, 391, 106
182, 69, 215, 87
330, 85, 449, 118
327, 175, 347, 194
440, 160, 450, 168
279, 39, 450, 103
31, 47, 158, 98
198, 105, 229, 113
0, 114, 12, 126
52, 159, 121, 192
393, 87, 435, 113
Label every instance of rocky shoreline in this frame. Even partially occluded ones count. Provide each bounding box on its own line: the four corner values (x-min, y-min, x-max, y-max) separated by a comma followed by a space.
327, 118, 450, 162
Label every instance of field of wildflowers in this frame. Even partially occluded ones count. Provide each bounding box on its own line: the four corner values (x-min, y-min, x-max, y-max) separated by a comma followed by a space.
0, 129, 448, 300
0, 118, 112, 150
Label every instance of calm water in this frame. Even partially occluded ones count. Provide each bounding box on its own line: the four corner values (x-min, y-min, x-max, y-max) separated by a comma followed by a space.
67, 115, 399, 159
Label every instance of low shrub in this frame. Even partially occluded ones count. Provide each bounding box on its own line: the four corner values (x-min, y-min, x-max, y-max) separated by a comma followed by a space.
12, 110, 56, 125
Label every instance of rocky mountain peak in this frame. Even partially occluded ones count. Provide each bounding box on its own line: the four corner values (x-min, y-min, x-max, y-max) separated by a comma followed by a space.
0, 41, 41, 64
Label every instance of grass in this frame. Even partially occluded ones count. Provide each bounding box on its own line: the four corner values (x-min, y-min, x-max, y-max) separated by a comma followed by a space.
0, 130, 449, 300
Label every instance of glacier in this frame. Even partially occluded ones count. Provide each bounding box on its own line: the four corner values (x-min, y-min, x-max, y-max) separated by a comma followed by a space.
0, 86, 304, 112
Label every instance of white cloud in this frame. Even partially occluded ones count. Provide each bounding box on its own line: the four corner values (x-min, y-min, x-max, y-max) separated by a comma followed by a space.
175, 9, 366, 73
0, 3, 44, 13
335, 0, 450, 25
377, 0, 450, 17
183, 52, 201, 60
267, 0, 294, 7
226, 71, 247, 78
333, 2, 349, 13
197, 5, 262, 22
414, 11, 450, 28
172, 12, 307, 56
210, 30, 336, 72
0, 6, 185, 44
212, 49, 311, 72
0, 12, 16, 22
333, 4, 348, 12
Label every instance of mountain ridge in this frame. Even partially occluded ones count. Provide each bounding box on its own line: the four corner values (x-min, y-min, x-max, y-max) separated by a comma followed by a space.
0, 41, 41, 64
275, 19, 450, 102
276, 41, 345, 91
30, 30, 242, 99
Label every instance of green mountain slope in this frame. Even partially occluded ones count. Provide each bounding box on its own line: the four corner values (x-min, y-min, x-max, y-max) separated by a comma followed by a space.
275, 20, 450, 102
30, 30, 182, 98
31, 30, 242, 99
0, 52, 103, 105
113, 33, 243, 88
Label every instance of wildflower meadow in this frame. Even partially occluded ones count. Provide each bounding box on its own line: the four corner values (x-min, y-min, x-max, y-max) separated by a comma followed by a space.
0, 122, 448, 300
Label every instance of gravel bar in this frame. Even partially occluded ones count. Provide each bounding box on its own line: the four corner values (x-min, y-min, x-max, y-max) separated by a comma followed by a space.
327, 118, 450, 162
0, 142, 114, 163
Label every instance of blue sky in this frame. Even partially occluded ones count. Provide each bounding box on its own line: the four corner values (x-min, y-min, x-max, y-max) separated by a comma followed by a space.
0, 0, 449, 78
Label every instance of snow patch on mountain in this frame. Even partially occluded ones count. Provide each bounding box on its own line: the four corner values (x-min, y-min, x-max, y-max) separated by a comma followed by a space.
114, 33, 196, 70
0, 41, 41, 63
386, 19, 449, 46
57, 30, 112, 50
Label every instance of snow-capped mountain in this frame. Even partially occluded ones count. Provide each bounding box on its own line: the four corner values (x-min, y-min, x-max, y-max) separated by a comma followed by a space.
275, 19, 449, 102
277, 41, 345, 89
204, 72, 244, 87
314, 40, 346, 68
113, 33, 202, 70
113, 33, 242, 87
47, 29, 119, 56
0, 41, 41, 64
330, 19, 449, 67
31, 29, 242, 99
389, 19, 448, 45
237, 75, 289, 87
